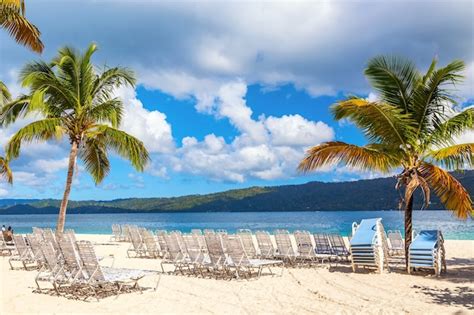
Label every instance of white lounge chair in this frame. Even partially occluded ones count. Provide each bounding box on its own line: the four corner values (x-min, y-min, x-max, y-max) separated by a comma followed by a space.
26, 234, 46, 266
9, 234, 37, 270
237, 229, 258, 258
76, 241, 159, 301
111, 224, 123, 241
408, 230, 446, 276
160, 232, 188, 274
313, 233, 336, 264
294, 231, 318, 265
35, 240, 70, 292
350, 218, 389, 273
127, 226, 147, 258
274, 230, 298, 265
182, 234, 211, 276
328, 234, 351, 261
387, 230, 405, 256
141, 229, 162, 258
255, 231, 276, 259
204, 233, 228, 279
223, 235, 284, 279
43, 228, 60, 253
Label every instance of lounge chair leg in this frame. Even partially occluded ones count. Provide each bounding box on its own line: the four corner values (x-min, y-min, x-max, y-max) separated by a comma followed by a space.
154, 273, 161, 291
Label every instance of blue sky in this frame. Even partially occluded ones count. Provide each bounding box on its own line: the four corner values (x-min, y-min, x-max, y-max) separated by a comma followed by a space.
0, 1, 472, 200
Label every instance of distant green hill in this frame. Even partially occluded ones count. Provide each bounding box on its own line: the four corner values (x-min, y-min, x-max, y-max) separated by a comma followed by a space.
1, 170, 473, 214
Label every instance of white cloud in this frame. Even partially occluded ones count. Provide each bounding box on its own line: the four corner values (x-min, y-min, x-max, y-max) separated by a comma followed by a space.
116, 86, 175, 154
31, 158, 69, 174
265, 114, 334, 147
156, 81, 335, 182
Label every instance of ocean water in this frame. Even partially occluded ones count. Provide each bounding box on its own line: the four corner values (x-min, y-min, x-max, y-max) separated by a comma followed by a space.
1, 211, 473, 240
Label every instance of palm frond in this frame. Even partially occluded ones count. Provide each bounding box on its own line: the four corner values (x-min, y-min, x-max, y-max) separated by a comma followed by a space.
419, 162, 473, 219
0, 80, 12, 106
412, 60, 465, 137
0, 3, 43, 53
0, 95, 31, 126
0, 156, 13, 184
298, 141, 399, 173
428, 143, 474, 170
332, 98, 415, 146
87, 125, 149, 172
79, 137, 110, 184
7, 118, 63, 159
20, 60, 78, 111
87, 98, 123, 127
92, 67, 136, 104
428, 107, 474, 147
79, 43, 98, 107
364, 55, 420, 112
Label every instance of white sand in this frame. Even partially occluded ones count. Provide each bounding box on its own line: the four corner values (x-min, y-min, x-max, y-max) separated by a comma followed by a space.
1, 234, 473, 314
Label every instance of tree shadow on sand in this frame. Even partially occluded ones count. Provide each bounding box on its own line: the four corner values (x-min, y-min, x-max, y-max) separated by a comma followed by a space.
412, 284, 473, 310
440, 258, 474, 285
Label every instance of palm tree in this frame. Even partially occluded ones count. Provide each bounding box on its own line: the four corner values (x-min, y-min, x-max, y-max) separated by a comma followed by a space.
299, 56, 473, 269
0, 0, 43, 53
0, 43, 150, 233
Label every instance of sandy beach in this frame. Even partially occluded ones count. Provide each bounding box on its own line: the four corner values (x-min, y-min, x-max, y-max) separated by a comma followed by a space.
0, 234, 472, 314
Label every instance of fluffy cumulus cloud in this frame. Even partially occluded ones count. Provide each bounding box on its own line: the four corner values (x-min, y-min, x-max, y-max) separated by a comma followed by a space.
165, 81, 334, 182
115, 87, 175, 154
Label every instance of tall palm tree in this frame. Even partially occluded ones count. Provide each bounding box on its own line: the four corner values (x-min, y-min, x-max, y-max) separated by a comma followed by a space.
0, 0, 43, 53
299, 56, 473, 269
0, 43, 150, 233
0, 81, 13, 184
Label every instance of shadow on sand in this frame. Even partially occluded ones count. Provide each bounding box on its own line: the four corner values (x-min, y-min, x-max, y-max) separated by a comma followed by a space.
412, 285, 473, 310
329, 257, 474, 309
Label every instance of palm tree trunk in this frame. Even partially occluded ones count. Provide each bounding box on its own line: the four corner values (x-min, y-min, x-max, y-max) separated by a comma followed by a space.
56, 141, 78, 234
404, 194, 414, 270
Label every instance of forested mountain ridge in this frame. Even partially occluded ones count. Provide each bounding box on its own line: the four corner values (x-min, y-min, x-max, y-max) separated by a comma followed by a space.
1, 171, 472, 214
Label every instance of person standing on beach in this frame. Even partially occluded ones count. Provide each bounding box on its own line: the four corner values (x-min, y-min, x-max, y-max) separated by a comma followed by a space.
1, 225, 5, 232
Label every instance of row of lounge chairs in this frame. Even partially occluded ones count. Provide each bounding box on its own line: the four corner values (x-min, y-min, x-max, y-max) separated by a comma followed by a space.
7, 228, 159, 300
114, 226, 353, 278
124, 226, 352, 263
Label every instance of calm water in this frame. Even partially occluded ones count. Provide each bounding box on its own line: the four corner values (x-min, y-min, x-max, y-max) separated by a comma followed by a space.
1, 211, 473, 239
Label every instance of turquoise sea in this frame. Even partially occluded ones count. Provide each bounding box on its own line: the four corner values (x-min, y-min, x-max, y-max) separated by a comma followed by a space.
1, 211, 473, 240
